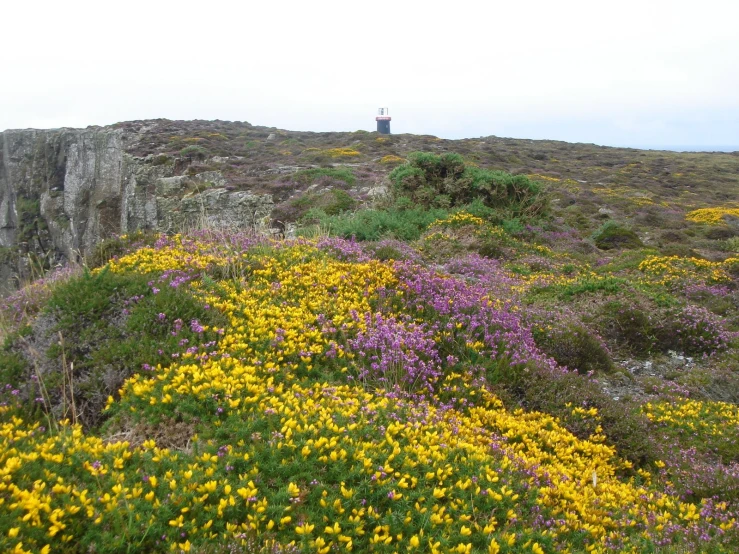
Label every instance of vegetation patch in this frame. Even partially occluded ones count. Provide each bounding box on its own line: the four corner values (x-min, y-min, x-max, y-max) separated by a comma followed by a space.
323, 147, 361, 158
379, 155, 405, 165
592, 221, 644, 250
273, 190, 356, 224
389, 152, 547, 218
292, 167, 356, 187
686, 207, 739, 225
0, 235, 737, 553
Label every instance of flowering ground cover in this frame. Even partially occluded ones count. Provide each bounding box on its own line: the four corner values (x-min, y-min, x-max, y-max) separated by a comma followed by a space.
1, 220, 738, 553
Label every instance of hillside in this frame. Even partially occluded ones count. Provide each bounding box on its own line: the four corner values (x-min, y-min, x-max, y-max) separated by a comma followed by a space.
2, 119, 738, 292
0, 121, 738, 553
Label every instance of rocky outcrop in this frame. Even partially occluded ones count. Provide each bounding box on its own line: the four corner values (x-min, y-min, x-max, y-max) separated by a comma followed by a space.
0, 127, 273, 292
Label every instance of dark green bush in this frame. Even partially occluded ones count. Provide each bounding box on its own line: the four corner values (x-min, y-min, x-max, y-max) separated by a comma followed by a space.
0, 349, 27, 386
596, 299, 657, 357
533, 324, 614, 374
86, 231, 159, 269
548, 276, 626, 299
388, 152, 547, 217
369, 245, 404, 261
180, 145, 208, 159
42, 269, 227, 428
592, 221, 643, 250
477, 239, 504, 259
273, 190, 357, 224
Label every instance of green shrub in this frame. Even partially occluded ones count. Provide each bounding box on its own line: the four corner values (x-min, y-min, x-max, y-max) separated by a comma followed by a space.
180, 145, 208, 159
660, 244, 701, 258
307, 206, 449, 241
86, 231, 159, 269
541, 276, 626, 299
533, 324, 614, 374
592, 221, 643, 250
273, 190, 356, 224
0, 349, 27, 387
40, 269, 227, 428
477, 239, 504, 259
595, 299, 658, 357
388, 152, 547, 217
725, 237, 739, 253
368, 245, 405, 262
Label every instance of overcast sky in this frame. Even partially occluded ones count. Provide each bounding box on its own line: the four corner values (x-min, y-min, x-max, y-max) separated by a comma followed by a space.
3, 0, 738, 148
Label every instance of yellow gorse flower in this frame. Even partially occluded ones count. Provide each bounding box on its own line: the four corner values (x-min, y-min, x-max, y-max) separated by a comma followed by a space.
0, 237, 734, 552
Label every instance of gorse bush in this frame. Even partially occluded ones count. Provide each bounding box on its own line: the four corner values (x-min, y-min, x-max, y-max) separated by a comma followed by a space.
592, 221, 644, 250
518, 368, 658, 468
532, 323, 613, 374
37, 268, 227, 427
389, 152, 547, 217
180, 144, 208, 159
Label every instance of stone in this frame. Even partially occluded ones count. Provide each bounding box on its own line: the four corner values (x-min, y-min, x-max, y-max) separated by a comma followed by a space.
0, 127, 273, 291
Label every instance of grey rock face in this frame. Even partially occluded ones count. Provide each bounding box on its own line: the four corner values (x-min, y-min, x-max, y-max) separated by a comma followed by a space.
0, 127, 273, 292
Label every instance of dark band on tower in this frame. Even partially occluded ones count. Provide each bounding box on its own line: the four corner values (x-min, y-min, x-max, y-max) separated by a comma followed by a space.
376, 107, 391, 134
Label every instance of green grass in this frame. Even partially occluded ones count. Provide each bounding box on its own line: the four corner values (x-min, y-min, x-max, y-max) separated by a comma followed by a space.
305, 206, 450, 241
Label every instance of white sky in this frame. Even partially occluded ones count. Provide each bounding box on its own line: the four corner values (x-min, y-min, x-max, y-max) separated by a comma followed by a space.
3, 0, 739, 147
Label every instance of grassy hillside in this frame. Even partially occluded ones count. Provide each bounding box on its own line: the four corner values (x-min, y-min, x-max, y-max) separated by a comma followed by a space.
113, 119, 739, 258
1, 131, 738, 553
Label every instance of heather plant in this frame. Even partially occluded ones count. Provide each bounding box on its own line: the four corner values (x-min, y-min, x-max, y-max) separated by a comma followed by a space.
0, 265, 81, 339
349, 313, 442, 393
656, 304, 736, 356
